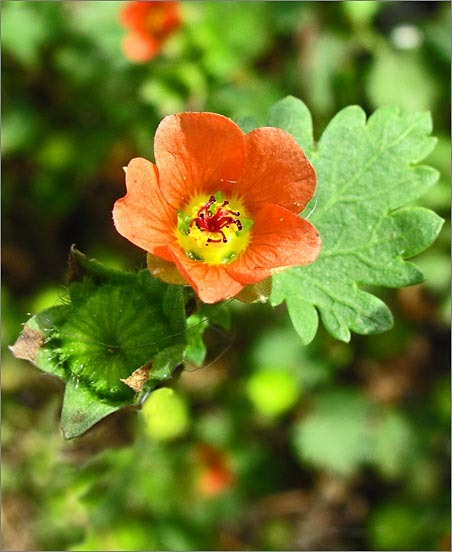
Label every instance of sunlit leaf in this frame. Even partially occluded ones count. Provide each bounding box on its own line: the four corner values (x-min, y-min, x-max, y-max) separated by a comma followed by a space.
269, 97, 443, 343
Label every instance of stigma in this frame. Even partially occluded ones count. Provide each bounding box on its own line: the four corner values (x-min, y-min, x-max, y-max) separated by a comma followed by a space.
189, 196, 242, 245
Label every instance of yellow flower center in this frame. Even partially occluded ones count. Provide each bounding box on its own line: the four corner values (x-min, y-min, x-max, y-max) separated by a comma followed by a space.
176, 193, 252, 265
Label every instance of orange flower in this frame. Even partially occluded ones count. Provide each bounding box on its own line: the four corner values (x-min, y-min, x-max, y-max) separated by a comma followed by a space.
195, 444, 235, 498
120, 1, 181, 63
113, 112, 321, 304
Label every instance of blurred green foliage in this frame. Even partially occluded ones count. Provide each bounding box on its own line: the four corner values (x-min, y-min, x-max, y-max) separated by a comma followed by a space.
2, 1, 450, 550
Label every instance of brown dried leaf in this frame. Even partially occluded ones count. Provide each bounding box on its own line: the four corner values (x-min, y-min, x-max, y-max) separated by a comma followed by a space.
120, 363, 152, 392
9, 325, 45, 364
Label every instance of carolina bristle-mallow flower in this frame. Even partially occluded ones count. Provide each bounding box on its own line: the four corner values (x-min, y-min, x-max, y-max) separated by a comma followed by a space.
113, 112, 321, 303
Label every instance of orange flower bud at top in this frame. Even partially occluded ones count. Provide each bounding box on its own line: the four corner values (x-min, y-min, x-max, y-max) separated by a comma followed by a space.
120, 1, 181, 63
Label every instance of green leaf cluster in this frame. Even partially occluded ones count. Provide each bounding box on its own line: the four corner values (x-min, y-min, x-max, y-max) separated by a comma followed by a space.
11, 249, 186, 438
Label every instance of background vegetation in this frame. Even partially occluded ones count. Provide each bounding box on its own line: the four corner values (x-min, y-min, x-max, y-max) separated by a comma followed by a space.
2, 2, 450, 550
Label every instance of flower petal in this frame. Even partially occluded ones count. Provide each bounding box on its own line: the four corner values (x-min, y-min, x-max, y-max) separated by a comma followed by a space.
113, 157, 175, 260
120, 1, 153, 31
236, 127, 316, 215
227, 204, 321, 285
154, 113, 246, 209
168, 246, 244, 304
122, 32, 160, 63
120, 1, 180, 35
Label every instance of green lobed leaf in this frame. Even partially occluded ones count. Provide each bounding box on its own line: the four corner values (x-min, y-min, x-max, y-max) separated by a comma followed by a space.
11, 250, 187, 438
269, 97, 443, 343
